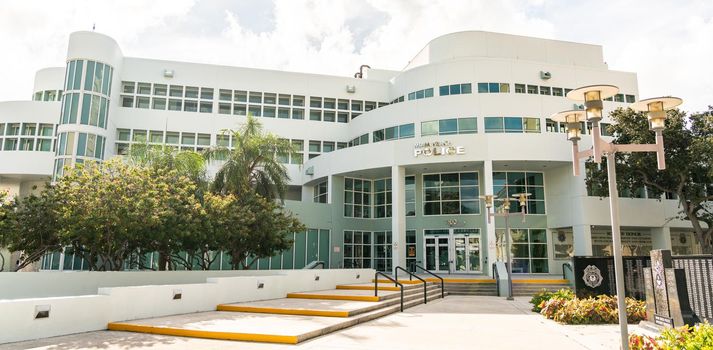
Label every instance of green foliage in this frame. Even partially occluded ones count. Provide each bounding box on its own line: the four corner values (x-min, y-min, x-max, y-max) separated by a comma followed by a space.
629, 321, 713, 350
536, 289, 645, 324
3, 187, 61, 271
586, 107, 713, 253
206, 116, 295, 201
530, 288, 574, 312
53, 159, 200, 271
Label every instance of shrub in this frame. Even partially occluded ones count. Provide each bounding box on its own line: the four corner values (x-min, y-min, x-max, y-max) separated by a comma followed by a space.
530, 288, 574, 313
538, 292, 646, 325
629, 322, 713, 350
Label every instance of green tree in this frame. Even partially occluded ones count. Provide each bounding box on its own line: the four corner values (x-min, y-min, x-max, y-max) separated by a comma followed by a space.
0, 191, 17, 271
222, 192, 303, 269
206, 116, 295, 201
124, 143, 208, 270
53, 159, 201, 270
586, 107, 713, 253
2, 187, 61, 271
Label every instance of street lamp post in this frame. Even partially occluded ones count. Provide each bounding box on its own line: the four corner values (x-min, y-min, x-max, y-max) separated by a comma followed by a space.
552, 85, 682, 350
481, 193, 530, 300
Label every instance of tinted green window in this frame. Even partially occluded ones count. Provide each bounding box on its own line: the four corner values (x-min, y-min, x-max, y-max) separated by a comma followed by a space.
270, 253, 282, 270
102, 66, 111, 95
461, 83, 472, 94
385, 126, 397, 140
76, 133, 86, 156
319, 229, 330, 264
282, 233, 295, 269
424, 88, 434, 98
73, 60, 83, 90
99, 98, 108, 128
421, 121, 438, 136
477, 83, 488, 93
489, 83, 499, 93
439, 119, 458, 135
458, 118, 477, 133
399, 123, 414, 138
66, 61, 76, 91
258, 257, 269, 270
439, 86, 449, 96
373, 129, 384, 142
84, 61, 95, 91
504, 117, 523, 132
484, 117, 503, 132
449, 84, 461, 95
80, 94, 91, 124
93, 63, 104, 92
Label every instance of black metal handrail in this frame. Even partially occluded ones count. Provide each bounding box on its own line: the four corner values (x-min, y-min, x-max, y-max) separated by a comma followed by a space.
375, 271, 404, 312
395, 266, 427, 304
413, 265, 444, 299
562, 262, 573, 280
492, 263, 500, 297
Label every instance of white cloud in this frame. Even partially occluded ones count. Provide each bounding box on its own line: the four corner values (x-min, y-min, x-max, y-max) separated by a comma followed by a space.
0, 0, 710, 112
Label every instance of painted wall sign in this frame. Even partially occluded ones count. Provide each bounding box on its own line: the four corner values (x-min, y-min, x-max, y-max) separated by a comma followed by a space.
413, 140, 465, 157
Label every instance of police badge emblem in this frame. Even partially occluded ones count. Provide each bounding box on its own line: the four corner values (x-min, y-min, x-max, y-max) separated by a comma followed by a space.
583, 265, 603, 288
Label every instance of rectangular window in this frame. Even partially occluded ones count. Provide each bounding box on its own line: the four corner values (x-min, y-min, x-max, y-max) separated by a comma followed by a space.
278, 94, 291, 106
72, 60, 83, 91
181, 133, 196, 145
248, 105, 261, 117
199, 101, 214, 113
218, 103, 231, 114
493, 171, 545, 214
234, 90, 247, 102
458, 117, 477, 134
136, 96, 150, 109
337, 112, 349, 123
421, 120, 438, 136
310, 97, 322, 108
500, 83, 510, 93
439, 118, 458, 135
488, 82, 500, 93
137, 82, 151, 95
169, 85, 183, 97
313, 181, 328, 203
149, 130, 163, 143
323, 141, 335, 152
184, 100, 198, 112
152, 98, 167, 110
484, 117, 504, 133
292, 95, 304, 107
374, 178, 392, 218
351, 100, 363, 112
168, 99, 182, 111
233, 104, 247, 116
165, 132, 179, 144
309, 110, 321, 121
344, 178, 371, 218
405, 176, 415, 216
614, 94, 625, 102
423, 172, 479, 215
200, 88, 214, 100
343, 230, 372, 269
373, 129, 384, 142
219, 89, 232, 101
477, 83, 489, 93
399, 123, 415, 138
439, 85, 450, 96
323, 111, 335, 122
625, 94, 636, 103
527, 85, 538, 94
132, 130, 147, 142
248, 91, 262, 104
385, 126, 398, 140
152, 84, 167, 96
92, 63, 104, 93
80, 94, 91, 124
39, 124, 54, 137
277, 108, 290, 119
552, 87, 563, 97
539, 86, 551, 95
337, 99, 349, 110
523, 117, 541, 133
84, 61, 95, 91
197, 133, 211, 146
292, 108, 304, 120
185, 86, 199, 99
515, 84, 525, 93
499, 228, 548, 273
504, 117, 523, 132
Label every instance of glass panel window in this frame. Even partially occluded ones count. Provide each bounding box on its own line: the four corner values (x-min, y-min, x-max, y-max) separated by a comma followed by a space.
323, 141, 335, 152
539, 86, 551, 95
136, 96, 150, 109
515, 84, 525, 93
278, 94, 291, 105
197, 134, 211, 146
504, 117, 523, 132
200, 88, 214, 100
185, 86, 199, 99
527, 85, 538, 94
292, 108, 304, 120
458, 118, 477, 134
399, 123, 415, 138
181, 133, 196, 145
248, 91, 262, 104
484, 117, 504, 133
439, 119, 458, 135
292, 95, 304, 107
421, 121, 438, 136
344, 178, 372, 218
323, 111, 335, 122
199, 101, 213, 113
149, 130, 163, 143
152, 98, 167, 110
39, 124, 54, 137
218, 103, 231, 114
313, 181, 328, 203
523, 117, 541, 133
169, 85, 183, 97
277, 108, 290, 119
423, 172, 479, 215
233, 104, 247, 116
153, 84, 167, 96
184, 100, 198, 112
351, 100, 363, 112
168, 99, 182, 111
478, 83, 489, 93
137, 82, 151, 95
165, 132, 179, 144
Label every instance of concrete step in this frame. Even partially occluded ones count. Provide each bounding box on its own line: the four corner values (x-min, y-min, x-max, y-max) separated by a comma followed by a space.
287, 284, 441, 302
109, 289, 447, 344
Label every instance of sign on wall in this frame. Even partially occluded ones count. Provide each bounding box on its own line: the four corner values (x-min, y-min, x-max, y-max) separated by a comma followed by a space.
413, 140, 465, 157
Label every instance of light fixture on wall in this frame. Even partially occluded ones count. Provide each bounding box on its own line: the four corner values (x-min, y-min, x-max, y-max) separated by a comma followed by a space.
172, 289, 182, 300
447, 219, 458, 227
34, 305, 50, 319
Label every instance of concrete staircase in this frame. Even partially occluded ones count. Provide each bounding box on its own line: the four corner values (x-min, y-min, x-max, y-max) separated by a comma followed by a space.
512, 279, 571, 297
108, 281, 446, 344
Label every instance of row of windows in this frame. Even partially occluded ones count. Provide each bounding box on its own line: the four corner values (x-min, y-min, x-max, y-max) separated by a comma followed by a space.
348, 133, 369, 147
439, 83, 472, 96
0, 123, 55, 152
477, 82, 510, 93
421, 117, 477, 136
60, 92, 109, 128
33, 90, 63, 102
343, 230, 393, 271
484, 116, 540, 133
407, 88, 434, 101
120, 81, 388, 120
65, 60, 113, 97
373, 123, 415, 142
545, 119, 615, 137
423, 172, 480, 216
497, 228, 549, 273
56, 132, 105, 159
513, 83, 635, 103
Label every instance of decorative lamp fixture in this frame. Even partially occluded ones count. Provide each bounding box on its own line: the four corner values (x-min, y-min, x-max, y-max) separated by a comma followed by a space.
630, 96, 682, 132
550, 110, 587, 175
479, 195, 497, 223
511, 193, 531, 208
555, 83, 683, 350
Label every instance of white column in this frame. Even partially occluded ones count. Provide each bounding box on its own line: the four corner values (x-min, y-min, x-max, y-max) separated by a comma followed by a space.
573, 224, 593, 256
327, 175, 334, 204
651, 226, 672, 250
391, 165, 406, 274
483, 160, 497, 277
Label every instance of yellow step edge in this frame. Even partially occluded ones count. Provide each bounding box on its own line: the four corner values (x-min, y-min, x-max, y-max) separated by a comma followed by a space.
336, 285, 401, 291
216, 304, 350, 318
286, 293, 380, 302
107, 322, 299, 344
371, 279, 423, 285
425, 278, 496, 284
512, 279, 569, 284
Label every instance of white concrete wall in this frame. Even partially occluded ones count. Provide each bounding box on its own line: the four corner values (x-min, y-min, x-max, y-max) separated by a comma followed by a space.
0, 268, 373, 344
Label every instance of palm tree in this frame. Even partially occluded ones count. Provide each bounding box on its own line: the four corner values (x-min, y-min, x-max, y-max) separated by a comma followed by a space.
205, 116, 295, 201
124, 141, 208, 193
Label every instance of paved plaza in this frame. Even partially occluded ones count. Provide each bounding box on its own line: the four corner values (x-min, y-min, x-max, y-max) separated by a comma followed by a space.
1, 296, 634, 350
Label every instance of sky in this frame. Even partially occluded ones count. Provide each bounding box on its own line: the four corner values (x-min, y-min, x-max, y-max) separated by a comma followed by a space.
0, 0, 711, 112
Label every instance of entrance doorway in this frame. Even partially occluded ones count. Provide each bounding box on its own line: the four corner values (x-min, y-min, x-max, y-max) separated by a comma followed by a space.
424, 228, 481, 273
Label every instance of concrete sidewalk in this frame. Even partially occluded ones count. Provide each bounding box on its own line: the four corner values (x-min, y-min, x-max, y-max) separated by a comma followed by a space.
0, 296, 633, 350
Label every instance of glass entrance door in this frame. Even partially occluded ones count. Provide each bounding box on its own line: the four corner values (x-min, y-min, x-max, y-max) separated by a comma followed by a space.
425, 229, 450, 272
425, 228, 481, 273
453, 228, 481, 273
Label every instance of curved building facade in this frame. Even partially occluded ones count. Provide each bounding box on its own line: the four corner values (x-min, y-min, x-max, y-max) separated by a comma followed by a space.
0, 31, 701, 274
